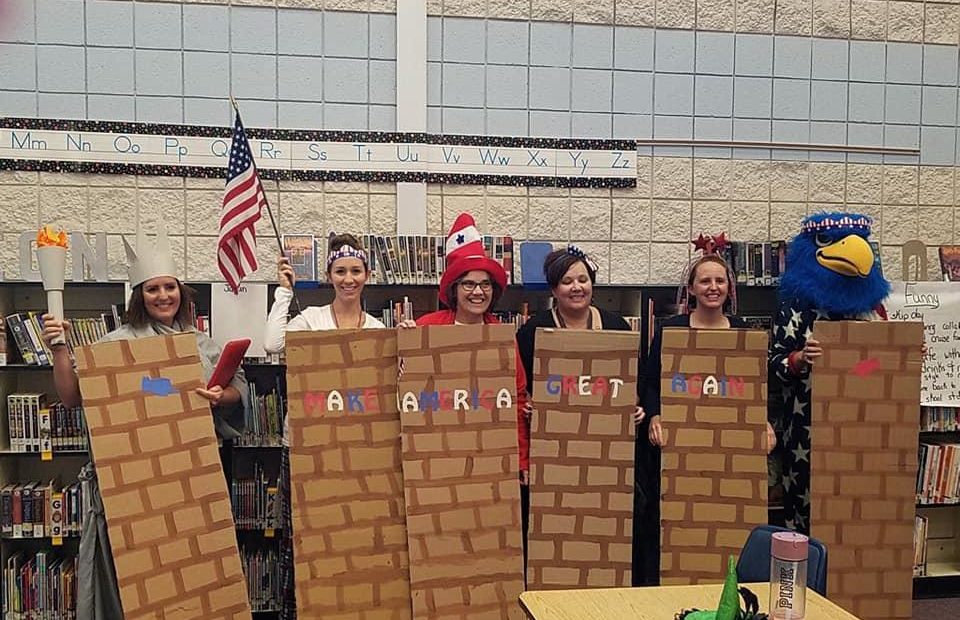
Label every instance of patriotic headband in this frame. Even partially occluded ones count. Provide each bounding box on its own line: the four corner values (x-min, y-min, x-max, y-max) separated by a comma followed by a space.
801, 214, 873, 234
326, 245, 368, 269
566, 244, 599, 272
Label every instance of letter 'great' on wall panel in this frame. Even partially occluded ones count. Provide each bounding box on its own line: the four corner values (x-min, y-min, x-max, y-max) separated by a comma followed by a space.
811, 320, 922, 620
397, 325, 525, 620
284, 329, 411, 619
659, 328, 769, 585
75, 334, 251, 620
528, 328, 640, 589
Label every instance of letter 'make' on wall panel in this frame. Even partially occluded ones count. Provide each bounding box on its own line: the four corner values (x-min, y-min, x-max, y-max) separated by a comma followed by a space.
285, 329, 411, 619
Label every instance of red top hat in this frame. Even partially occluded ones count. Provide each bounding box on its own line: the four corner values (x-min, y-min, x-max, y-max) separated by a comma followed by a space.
438, 212, 507, 306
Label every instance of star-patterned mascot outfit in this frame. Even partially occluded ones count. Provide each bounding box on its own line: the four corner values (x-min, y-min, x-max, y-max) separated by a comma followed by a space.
770, 212, 890, 534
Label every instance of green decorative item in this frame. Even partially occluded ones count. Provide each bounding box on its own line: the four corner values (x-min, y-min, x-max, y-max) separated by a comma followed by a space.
674, 556, 770, 620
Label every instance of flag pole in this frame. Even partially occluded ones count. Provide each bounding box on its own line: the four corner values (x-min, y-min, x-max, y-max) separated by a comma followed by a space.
229, 97, 302, 313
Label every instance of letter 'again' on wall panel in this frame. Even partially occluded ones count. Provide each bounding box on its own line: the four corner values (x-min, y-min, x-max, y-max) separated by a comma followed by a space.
811, 321, 922, 620
659, 328, 769, 585
528, 328, 640, 589
397, 325, 525, 620
75, 333, 250, 620
284, 329, 411, 619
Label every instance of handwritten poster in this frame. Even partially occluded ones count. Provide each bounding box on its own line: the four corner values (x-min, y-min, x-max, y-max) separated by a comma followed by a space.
887, 281, 960, 406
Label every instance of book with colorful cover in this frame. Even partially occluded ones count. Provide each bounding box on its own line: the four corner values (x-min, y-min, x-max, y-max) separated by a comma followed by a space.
939, 245, 960, 281
282, 234, 317, 283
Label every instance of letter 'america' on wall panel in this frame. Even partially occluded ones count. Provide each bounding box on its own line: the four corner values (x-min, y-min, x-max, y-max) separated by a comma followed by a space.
0, 117, 637, 188
397, 324, 525, 620
659, 328, 769, 585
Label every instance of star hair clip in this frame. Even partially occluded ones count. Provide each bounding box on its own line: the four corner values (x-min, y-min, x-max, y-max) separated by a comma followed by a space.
691, 232, 730, 256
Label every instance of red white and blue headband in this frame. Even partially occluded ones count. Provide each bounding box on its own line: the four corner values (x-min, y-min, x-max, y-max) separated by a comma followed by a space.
326, 245, 368, 269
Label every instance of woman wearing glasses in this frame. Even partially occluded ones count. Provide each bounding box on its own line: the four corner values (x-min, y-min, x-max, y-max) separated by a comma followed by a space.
399, 212, 531, 480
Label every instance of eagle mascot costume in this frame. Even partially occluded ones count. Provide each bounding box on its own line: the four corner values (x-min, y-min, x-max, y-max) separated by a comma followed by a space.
771, 212, 890, 534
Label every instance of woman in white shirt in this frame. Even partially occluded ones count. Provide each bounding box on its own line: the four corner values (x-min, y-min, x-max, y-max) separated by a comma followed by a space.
264, 232, 384, 618
264, 233, 385, 353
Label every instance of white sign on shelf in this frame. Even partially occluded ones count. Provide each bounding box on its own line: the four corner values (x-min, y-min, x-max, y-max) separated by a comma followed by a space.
210, 282, 268, 358
887, 281, 960, 406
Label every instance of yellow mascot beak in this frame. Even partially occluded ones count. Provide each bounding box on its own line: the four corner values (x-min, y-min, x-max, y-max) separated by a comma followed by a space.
816, 234, 874, 277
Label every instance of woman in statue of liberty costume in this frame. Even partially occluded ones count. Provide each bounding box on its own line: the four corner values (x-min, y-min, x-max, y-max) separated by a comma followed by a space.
40, 226, 248, 619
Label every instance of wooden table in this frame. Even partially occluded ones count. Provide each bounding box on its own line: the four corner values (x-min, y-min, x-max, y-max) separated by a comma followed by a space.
520, 582, 862, 620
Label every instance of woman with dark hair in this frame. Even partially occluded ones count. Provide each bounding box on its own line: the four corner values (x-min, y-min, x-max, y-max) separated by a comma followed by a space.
264, 232, 385, 353
398, 212, 530, 480
39, 227, 248, 620
632, 247, 775, 586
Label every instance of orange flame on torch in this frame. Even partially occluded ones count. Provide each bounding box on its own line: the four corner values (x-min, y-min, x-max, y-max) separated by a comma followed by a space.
37, 226, 68, 248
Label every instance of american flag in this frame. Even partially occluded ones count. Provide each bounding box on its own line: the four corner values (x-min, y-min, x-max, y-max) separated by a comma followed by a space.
218, 112, 265, 293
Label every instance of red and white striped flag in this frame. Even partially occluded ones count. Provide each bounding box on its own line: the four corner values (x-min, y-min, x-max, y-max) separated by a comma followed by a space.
218, 112, 265, 293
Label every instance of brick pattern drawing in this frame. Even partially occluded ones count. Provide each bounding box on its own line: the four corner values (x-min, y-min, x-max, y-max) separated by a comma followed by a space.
811, 320, 922, 620
75, 333, 250, 620
397, 324, 524, 620
659, 328, 769, 585
285, 329, 411, 620
527, 329, 639, 589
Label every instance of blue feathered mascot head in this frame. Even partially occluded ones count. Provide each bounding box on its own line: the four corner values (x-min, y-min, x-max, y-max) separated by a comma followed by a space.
779, 212, 890, 315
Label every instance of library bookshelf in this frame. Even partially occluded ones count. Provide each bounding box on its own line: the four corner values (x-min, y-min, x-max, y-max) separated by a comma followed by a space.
915, 428, 960, 599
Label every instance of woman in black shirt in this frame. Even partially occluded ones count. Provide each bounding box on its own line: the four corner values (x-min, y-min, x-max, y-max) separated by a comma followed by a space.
633, 253, 775, 585
515, 245, 639, 571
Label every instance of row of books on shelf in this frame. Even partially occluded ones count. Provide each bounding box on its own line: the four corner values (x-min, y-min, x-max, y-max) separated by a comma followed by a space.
2, 552, 77, 619
917, 442, 960, 505
914, 515, 929, 577
231, 462, 281, 531
284, 233, 516, 286
921, 406, 960, 432
6, 395, 88, 453
241, 545, 283, 613
0, 481, 85, 539
4, 310, 123, 367
237, 383, 285, 448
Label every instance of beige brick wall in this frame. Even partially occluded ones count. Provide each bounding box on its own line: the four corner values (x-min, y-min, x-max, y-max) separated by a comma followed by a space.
285, 330, 411, 619
397, 325, 524, 620
527, 329, 640, 589
75, 333, 250, 620
659, 328, 769, 585
2, 159, 951, 286
129, 0, 960, 45
810, 320, 922, 620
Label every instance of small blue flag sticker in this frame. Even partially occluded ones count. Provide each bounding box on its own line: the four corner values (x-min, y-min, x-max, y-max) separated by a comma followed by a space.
141, 376, 177, 396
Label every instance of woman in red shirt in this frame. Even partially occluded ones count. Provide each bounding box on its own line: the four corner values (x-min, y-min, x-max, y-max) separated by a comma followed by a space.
399, 211, 531, 481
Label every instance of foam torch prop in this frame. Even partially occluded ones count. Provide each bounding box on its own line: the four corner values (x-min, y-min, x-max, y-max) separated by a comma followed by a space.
36, 226, 69, 346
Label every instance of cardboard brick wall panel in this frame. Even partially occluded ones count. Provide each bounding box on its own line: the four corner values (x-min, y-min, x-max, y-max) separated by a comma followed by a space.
285, 330, 411, 620
659, 328, 769, 585
811, 320, 922, 620
75, 333, 250, 620
528, 329, 640, 589
397, 325, 524, 620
